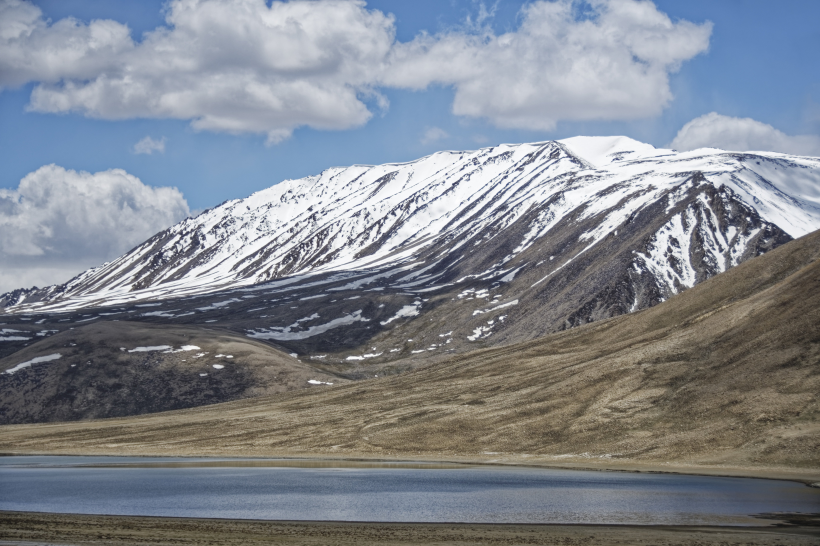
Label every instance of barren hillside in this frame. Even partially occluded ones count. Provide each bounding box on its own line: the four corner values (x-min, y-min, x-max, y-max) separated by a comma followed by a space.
2, 229, 818, 476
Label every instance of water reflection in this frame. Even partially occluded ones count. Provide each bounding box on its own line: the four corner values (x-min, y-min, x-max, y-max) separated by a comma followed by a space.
1, 456, 818, 526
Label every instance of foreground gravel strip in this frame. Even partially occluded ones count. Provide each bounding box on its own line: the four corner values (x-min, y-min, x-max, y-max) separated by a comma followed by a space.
1, 511, 819, 546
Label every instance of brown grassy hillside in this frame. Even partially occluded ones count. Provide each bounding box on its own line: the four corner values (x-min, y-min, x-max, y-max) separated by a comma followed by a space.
1, 230, 818, 475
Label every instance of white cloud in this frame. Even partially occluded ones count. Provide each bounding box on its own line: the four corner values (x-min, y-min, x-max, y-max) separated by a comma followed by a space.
384, 0, 712, 130
671, 112, 820, 156
421, 126, 448, 145
3, 0, 395, 143
0, 0, 134, 88
0, 165, 189, 293
0, 0, 711, 138
133, 136, 166, 155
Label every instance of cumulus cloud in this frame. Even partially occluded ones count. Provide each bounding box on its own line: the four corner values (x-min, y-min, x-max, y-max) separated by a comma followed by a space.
0, 0, 712, 137
0, 165, 189, 293
0, 0, 133, 88
671, 113, 820, 156
3, 0, 395, 143
384, 0, 712, 130
133, 136, 166, 155
420, 127, 448, 145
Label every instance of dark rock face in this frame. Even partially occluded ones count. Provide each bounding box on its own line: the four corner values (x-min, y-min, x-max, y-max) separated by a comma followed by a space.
0, 355, 253, 423
0, 322, 345, 425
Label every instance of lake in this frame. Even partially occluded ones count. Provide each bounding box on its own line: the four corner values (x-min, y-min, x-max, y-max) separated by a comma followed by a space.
1, 456, 818, 525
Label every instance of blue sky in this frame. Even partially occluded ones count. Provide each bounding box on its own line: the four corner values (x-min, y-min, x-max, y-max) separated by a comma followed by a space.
1, 0, 819, 292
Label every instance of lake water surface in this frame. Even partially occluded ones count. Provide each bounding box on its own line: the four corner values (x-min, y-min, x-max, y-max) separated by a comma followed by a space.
1, 456, 818, 525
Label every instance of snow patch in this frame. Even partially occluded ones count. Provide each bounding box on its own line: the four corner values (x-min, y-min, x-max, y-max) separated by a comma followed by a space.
196, 299, 241, 312
248, 310, 369, 340
345, 352, 383, 361
500, 266, 525, 282
127, 345, 172, 353
5, 353, 62, 374
141, 310, 179, 318
380, 303, 421, 325
467, 325, 494, 341
162, 345, 202, 353
472, 299, 519, 316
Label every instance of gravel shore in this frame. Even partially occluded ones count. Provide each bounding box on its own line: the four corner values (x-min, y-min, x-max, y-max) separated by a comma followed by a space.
2, 511, 819, 546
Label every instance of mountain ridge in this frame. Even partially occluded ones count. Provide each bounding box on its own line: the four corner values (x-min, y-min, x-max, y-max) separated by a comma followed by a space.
3, 136, 819, 315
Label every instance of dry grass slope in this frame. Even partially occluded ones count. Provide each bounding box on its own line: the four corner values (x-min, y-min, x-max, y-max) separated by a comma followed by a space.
1, 230, 819, 477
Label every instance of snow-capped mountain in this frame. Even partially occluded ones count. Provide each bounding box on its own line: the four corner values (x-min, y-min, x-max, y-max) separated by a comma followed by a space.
2, 137, 819, 360
5, 136, 820, 425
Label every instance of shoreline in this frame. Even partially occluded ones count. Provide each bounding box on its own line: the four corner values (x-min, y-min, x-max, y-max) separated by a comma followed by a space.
1, 511, 818, 546
3, 450, 819, 487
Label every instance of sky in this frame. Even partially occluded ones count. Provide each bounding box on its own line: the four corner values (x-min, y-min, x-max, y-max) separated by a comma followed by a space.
1, 0, 819, 293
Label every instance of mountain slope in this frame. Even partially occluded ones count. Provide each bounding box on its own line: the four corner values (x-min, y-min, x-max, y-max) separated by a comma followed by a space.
3, 224, 818, 472
4, 137, 819, 316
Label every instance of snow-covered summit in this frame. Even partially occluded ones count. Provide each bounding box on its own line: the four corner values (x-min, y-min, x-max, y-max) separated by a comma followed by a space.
559, 135, 672, 167
3, 138, 820, 314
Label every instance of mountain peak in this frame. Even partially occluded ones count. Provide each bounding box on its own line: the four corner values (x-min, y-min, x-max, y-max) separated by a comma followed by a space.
559, 135, 668, 168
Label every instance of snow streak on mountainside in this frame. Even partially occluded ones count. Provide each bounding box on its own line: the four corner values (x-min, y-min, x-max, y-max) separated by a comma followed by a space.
3, 136, 820, 323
